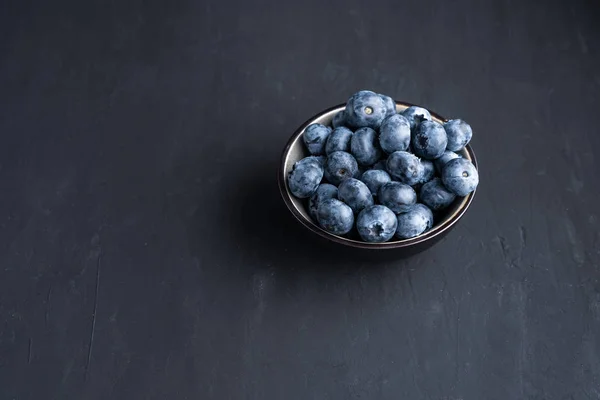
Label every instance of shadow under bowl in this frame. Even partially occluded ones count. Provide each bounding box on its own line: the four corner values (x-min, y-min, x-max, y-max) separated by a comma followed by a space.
278, 101, 477, 256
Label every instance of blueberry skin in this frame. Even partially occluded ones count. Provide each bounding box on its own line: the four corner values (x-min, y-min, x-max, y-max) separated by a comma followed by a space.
325, 127, 353, 155
378, 181, 417, 214
434, 150, 460, 174
303, 123, 332, 155
288, 157, 325, 199
332, 110, 347, 128
371, 158, 388, 172
324, 151, 359, 185
402, 106, 432, 129
444, 119, 473, 151
345, 90, 387, 129
419, 178, 456, 211
386, 151, 424, 186
304, 155, 326, 167
412, 120, 448, 160
441, 158, 479, 196
338, 178, 374, 214
357, 205, 398, 243
378, 94, 397, 117
395, 204, 434, 239
317, 198, 355, 235
360, 169, 391, 196
379, 114, 411, 154
418, 160, 436, 184
308, 183, 338, 219
351, 127, 383, 166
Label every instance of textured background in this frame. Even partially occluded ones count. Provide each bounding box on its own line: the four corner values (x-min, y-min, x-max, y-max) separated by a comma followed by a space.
1, 0, 600, 399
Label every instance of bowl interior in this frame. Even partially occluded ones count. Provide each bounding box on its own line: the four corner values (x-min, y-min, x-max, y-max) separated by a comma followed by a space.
280, 102, 477, 249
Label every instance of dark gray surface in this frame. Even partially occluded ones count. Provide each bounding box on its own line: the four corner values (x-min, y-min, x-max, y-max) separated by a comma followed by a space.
1, 0, 600, 399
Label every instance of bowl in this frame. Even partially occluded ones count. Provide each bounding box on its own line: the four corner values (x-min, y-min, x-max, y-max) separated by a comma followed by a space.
278, 101, 477, 254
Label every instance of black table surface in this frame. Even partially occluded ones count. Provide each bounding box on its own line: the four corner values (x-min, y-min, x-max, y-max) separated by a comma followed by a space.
2, 0, 600, 399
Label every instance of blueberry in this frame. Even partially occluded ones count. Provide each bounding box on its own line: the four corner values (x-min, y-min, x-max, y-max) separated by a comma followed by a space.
360, 169, 391, 196
305, 155, 326, 167
402, 106, 432, 129
441, 158, 479, 196
351, 127, 382, 166
303, 123, 332, 155
386, 151, 424, 186
395, 204, 434, 239
371, 158, 388, 172
308, 183, 339, 219
419, 178, 456, 211
418, 160, 436, 184
324, 151, 359, 185
345, 90, 387, 129
357, 205, 398, 243
444, 119, 473, 151
378, 94, 397, 117
288, 157, 325, 198
325, 127, 353, 155
332, 110, 347, 128
434, 150, 460, 174
378, 181, 417, 213
379, 114, 411, 154
338, 178, 374, 214
411, 120, 448, 160
317, 198, 355, 235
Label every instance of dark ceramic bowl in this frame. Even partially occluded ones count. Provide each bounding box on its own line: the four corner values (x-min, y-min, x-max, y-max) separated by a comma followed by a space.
278, 101, 477, 254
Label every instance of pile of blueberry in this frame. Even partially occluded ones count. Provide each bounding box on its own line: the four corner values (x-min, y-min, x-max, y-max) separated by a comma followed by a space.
287, 90, 478, 243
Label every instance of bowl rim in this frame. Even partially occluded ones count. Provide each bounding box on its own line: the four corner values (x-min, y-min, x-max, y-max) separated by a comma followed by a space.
278, 101, 478, 250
